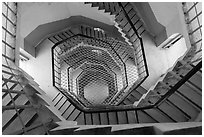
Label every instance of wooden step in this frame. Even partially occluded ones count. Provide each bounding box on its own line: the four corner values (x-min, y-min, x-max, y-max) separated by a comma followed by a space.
3, 108, 37, 135
177, 84, 202, 108
158, 101, 189, 122
137, 110, 157, 123
2, 95, 29, 130
67, 109, 81, 121
137, 86, 148, 94
127, 94, 140, 103
55, 96, 67, 109
115, 12, 125, 22
85, 113, 92, 125
117, 111, 128, 124
188, 73, 202, 91
143, 108, 174, 123
54, 35, 63, 42
168, 93, 200, 120
59, 100, 71, 114
2, 93, 19, 107
92, 113, 100, 125
75, 112, 85, 125
122, 97, 132, 105
127, 110, 138, 124
58, 33, 67, 40
48, 37, 59, 44
52, 93, 63, 105
99, 112, 109, 125
108, 112, 118, 124
131, 90, 143, 99
63, 105, 76, 120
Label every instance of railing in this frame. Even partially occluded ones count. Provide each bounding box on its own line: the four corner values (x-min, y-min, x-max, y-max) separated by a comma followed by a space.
51, 2, 201, 113
2, 2, 17, 63
183, 2, 202, 66
134, 2, 202, 107
51, 34, 134, 105
108, 2, 149, 105
2, 3, 62, 134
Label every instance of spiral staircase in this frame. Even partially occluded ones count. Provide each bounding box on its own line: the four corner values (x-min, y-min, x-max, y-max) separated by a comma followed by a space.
2, 2, 202, 135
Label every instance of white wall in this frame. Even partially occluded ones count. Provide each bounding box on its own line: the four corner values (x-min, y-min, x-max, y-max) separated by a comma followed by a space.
149, 2, 191, 48
16, 2, 115, 49
141, 32, 187, 90
20, 39, 58, 99
20, 32, 188, 98
18, 2, 188, 98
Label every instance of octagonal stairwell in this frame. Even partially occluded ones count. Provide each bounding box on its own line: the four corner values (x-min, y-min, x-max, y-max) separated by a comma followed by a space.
84, 80, 109, 105
3, 2, 202, 135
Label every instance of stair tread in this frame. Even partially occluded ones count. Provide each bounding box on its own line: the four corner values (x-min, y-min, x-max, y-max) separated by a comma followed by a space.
108, 112, 118, 124
127, 110, 138, 124
99, 112, 109, 125
158, 101, 189, 122
2, 93, 18, 106
168, 93, 199, 119
144, 108, 174, 123
55, 96, 67, 109
178, 84, 202, 108
52, 93, 63, 105
137, 110, 157, 123
136, 86, 147, 94
63, 105, 76, 120
188, 74, 202, 90
2, 110, 17, 128
2, 94, 30, 128
117, 111, 128, 124
92, 113, 100, 125
3, 108, 37, 134
67, 109, 81, 121
85, 113, 92, 125
75, 112, 85, 125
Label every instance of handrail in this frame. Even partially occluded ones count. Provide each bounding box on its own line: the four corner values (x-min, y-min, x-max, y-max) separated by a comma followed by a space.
53, 60, 202, 113
52, 32, 202, 112
52, 34, 130, 103
51, 2, 201, 113
154, 61, 202, 106
118, 2, 149, 78
109, 2, 149, 105
53, 34, 128, 87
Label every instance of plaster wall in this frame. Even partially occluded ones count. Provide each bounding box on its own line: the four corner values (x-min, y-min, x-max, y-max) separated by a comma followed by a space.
148, 2, 191, 48
20, 32, 187, 99
19, 39, 58, 99
16, 2, 115, 56
141, 32, 187, 89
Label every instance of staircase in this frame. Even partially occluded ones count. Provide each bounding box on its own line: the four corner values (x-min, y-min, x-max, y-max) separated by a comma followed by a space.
2, 2, 202, 135
47, 1, 202, 125
49, 121, 201, 135
2, 61, 61, 135
49, 24, 148, 105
